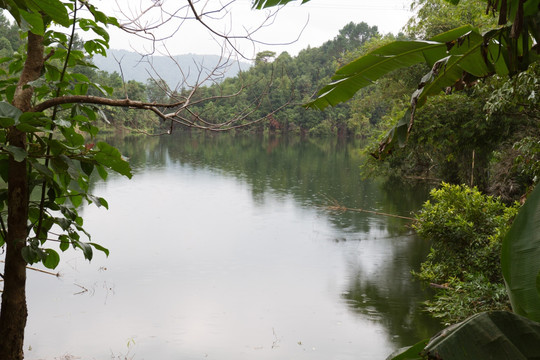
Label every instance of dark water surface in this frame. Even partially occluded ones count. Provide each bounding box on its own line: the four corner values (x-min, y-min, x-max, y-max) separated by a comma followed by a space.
24, 133, 442, 360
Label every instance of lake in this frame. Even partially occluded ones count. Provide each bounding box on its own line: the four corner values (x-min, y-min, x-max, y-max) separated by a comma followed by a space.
23, 133, 442, 360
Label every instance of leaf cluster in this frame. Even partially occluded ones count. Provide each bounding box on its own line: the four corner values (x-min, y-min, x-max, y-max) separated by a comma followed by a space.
412, 183, 519, 322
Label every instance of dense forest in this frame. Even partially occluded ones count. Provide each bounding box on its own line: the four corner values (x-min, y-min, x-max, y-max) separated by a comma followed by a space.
2, 1, 536, 201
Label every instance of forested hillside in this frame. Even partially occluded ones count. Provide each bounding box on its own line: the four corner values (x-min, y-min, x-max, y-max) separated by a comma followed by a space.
0, 3, 537, 199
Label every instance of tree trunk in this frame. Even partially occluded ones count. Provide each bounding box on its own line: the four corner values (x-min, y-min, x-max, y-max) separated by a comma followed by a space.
0, 134, 29, 360
0, 32, 44, 360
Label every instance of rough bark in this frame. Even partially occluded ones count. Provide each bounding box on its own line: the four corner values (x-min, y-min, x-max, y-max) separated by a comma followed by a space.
0, 32, 44, 360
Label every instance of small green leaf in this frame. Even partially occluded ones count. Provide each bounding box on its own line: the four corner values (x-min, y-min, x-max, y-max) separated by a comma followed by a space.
20, 9, 44, 35
88, 242, 109, 257
50, 156, 69, 174
0, 101, 22, 121
56, 217, 71, 231
87, 194, 108, 208
98, 197, 109, 209
16, 123, 48, 133
95, 142, 132, 178
70, 73, 89, 82
73, 83, 89, 95
96, 164, 108, 180
70, 193, 82, 208
59, 235, 69, 252
75, 240, 93, 261
80, 161, 94, 176
0, 118, 15, 128
61, 126, 85, 147
43, 248, 60, 269
21, 245, 39, 265
5, 85, 16, 103
31, 161, 54, 180
5, 145, 27, 162
59, 154, 81, 180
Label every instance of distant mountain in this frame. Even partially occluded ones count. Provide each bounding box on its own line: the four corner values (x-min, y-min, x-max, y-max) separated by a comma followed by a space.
93, 49, 252, 89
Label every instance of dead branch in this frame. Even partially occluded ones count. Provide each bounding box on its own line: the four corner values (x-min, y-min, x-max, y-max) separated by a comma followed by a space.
324, 196, 416, 221
430, 283, 453, 290
113, 0, 308, 60
0, 260, 60, 277
73, 283, 89, 295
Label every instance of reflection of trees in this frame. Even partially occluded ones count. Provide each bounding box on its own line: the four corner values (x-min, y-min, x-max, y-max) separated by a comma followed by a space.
105, 132, 433, 237
343, 234, 442, 348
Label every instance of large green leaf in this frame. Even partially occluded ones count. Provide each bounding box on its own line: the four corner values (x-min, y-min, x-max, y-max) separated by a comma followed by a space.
502, 184, 540, 322
422, 311, 540, 359
252, 0, 310, 9
306, 26, 473, 111
386, 338, 429, 360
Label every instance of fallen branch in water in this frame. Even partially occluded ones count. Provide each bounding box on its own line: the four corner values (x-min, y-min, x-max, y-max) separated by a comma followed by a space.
324, 196, 416, 221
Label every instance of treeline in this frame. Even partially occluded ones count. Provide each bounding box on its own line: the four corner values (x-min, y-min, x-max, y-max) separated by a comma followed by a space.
1, 2, 538, 200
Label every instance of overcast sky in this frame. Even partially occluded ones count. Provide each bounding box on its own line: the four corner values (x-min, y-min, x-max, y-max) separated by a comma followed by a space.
93, 0, 414, 59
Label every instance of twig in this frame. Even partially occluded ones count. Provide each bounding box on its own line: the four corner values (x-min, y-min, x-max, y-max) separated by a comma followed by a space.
73, 283, 89, 295
324, 196, 416, 221
0, 260, 60, 277
430, 282, 453, 290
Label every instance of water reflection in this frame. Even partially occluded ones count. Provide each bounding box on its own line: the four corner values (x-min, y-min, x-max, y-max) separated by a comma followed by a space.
23, 133, 442, 360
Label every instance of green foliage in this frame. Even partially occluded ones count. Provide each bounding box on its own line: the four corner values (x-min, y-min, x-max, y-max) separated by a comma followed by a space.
414, 183, 518, 282
406, 0, 497, 39
481, 62, 540, 120
423, 274, 510, 325
413, 183, 519, 323
513, 137, 540, 187
0, 1, 131, 270
296, 0, 540, 159
178, 22, 378, 136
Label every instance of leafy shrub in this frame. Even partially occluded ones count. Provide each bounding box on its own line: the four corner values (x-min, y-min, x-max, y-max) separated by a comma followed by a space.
424, 274, 511, 325
513, 136, 540, 188
413, 183, 519, 323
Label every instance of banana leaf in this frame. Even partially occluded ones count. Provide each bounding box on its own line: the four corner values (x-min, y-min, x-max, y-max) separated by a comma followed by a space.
251, 0, 310, 9
306, 26, 473, 111
386, 311, 540, 360
502, 184, 540, 322
422, 311, 540, 360
385, 338, 429, 360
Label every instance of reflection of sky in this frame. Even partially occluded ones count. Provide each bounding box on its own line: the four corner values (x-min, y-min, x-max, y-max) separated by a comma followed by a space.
23, 159, 431, 359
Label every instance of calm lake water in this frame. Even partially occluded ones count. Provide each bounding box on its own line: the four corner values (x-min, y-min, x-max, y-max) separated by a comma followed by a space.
23, 133, 442, 360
